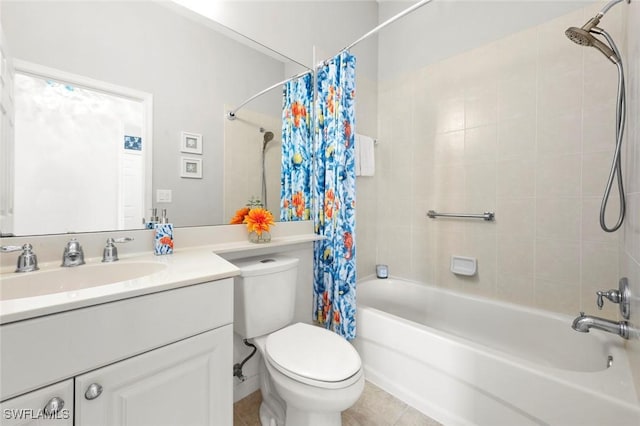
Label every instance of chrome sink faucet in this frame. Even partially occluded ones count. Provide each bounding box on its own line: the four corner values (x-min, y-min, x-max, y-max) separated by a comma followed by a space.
61, 238, 85, 267
1, 243, 39, 272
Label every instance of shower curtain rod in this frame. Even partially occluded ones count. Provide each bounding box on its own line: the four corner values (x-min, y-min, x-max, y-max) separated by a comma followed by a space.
226, 0, 434, 120
226, 69, 312, 120
343, 0, 433, 51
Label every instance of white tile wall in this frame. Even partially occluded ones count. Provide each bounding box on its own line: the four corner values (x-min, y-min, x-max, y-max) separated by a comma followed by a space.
359, 3, 635, 323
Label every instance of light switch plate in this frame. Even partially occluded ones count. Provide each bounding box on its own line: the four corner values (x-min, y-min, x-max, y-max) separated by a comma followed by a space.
156, 189, 172, 203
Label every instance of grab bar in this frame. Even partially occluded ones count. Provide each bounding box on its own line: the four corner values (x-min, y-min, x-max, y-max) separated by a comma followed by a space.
427, 210, 495, 221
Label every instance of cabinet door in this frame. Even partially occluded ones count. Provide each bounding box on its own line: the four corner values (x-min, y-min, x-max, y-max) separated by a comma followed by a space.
76, 325, 232, 426
0, 380, 73, 426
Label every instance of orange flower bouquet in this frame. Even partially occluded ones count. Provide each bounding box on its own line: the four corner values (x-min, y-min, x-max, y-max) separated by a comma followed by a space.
245, 207, 275, 243
230, 200, 275, 243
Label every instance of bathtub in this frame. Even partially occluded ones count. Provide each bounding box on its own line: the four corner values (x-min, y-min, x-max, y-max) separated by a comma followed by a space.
353, 278, 640, 426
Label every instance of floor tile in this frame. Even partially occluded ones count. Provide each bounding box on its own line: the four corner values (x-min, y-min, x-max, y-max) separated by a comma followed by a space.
233, 381, 442, 426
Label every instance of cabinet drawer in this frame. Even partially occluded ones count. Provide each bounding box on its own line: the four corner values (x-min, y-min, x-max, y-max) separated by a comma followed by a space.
0, 380, 73, 426
1, 279, 232, 400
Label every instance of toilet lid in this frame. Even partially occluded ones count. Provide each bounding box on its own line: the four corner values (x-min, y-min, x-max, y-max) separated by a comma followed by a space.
265, 323, 361, 384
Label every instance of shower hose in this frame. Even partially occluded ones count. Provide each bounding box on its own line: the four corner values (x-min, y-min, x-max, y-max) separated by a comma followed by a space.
593, 27, 626, 232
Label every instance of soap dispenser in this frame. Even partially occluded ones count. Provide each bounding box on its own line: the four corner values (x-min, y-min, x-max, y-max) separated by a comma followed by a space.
154, 209, 174, 255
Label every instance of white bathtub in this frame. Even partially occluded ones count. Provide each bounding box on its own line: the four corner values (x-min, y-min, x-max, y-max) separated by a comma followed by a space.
353, 278, 640, 426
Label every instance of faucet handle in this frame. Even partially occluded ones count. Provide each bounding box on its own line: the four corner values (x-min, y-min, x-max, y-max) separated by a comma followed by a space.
102, 237, 134, 263
596, 289, 621, 310
112, 237, 134, 244
1, 245, 24, 252
1, 243, 39, 272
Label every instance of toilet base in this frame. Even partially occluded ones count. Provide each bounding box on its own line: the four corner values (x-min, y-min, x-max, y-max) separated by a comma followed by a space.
285, 406, 341, 426
259, 401, 280, 426
265, 353, 364, 426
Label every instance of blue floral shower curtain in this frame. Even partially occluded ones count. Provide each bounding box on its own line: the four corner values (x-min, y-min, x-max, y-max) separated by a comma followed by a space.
312, 52, 357, 340
281, 73, 313, 221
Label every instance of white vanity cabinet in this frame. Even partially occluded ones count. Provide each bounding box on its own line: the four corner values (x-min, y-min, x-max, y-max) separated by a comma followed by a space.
75, 326, 232, 426
1, 278, 234, 426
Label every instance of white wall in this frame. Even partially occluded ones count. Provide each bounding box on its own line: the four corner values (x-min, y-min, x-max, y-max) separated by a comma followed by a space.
377, 0, 596, 81
2, 0, 284, 228
172, 0, 379, 79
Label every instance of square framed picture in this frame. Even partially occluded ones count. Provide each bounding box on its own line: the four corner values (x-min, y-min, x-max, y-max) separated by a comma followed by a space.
180, 157, 202, 179
180, 131, 202, 154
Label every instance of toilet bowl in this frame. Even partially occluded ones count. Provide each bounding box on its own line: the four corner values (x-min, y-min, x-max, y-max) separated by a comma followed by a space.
258, 323, 364, 426
232, 256, 364, 426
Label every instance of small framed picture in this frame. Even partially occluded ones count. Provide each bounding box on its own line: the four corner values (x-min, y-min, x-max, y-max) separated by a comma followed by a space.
180, 157, 202, 179
181, 131, 202, 154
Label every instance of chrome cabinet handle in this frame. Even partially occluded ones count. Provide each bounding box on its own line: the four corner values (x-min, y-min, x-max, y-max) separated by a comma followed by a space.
84, 383, 103, 400
43, 396, 65, 415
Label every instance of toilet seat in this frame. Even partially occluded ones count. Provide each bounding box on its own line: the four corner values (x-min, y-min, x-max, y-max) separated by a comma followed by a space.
265, 323, 362, 390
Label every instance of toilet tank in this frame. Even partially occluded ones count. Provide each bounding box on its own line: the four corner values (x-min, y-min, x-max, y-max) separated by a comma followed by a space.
232, 255, 300, 339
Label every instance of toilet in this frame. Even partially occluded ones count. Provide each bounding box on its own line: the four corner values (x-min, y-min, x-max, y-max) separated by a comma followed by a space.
232, 255, 364, 426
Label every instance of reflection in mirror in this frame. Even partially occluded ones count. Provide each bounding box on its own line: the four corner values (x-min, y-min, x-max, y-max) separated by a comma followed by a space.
1, 0, 306, 236
223, 108, 282, 222
13, 63, 152, 235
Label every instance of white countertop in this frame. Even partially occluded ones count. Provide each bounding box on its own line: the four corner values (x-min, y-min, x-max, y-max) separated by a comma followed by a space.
0, 248, 238, 325
0, 231, 322, 325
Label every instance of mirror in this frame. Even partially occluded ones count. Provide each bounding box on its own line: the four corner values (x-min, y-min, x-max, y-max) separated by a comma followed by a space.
1, 0, 310, 236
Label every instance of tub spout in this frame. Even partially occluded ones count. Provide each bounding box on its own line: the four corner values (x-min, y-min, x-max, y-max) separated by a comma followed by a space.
572, 312, 630, 339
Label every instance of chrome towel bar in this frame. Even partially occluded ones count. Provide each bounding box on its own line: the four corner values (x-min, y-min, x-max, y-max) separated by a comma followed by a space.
427, 210, 495, 221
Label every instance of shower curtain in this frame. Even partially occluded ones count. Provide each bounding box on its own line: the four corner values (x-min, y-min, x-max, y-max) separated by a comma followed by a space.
281, 73, 313, 221
280, 51, 357, 340
312, 51, 357, 340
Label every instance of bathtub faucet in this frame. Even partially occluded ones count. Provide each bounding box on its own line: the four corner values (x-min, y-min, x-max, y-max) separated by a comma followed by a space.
572, 312, 631, 339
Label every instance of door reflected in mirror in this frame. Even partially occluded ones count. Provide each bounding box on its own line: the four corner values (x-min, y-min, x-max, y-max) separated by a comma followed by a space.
12, 64, 152, 235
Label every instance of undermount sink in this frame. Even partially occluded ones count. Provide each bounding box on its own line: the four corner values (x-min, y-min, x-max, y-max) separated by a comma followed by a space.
0, 262, 167, 301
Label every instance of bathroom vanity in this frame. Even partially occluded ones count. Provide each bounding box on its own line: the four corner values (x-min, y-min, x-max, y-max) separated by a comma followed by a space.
0, 221, 320, 424
0, 249, 239, 425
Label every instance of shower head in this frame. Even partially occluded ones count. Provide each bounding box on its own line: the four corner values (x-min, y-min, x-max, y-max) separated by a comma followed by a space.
262, 131, 275, 151
564, 0, 626, 64
565, 26, 596, 46
565, 26, 620, 64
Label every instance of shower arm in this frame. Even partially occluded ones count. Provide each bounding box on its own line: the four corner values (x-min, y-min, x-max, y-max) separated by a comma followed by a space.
599, 0, 629, 16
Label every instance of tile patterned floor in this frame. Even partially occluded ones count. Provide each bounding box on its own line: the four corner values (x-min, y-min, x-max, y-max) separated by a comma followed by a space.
233, 381, 442, 426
